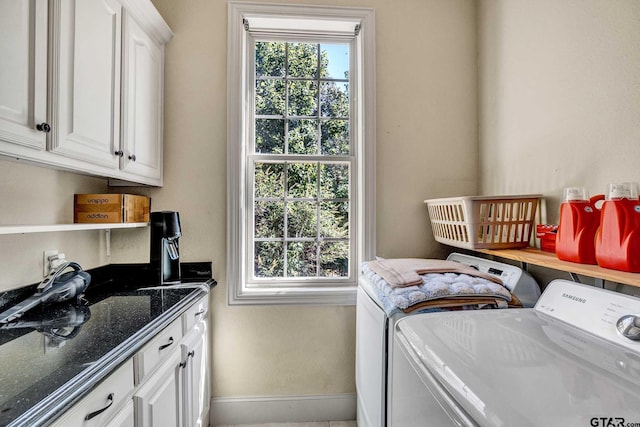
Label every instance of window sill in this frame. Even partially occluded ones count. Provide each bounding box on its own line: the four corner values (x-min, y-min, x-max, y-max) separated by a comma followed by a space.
228, 284, 357, 306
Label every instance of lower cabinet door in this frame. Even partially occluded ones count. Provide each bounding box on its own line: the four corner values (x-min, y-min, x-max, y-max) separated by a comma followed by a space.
182, 326, 209, 427
105, 400, 134, 427
134, 348, 183, 427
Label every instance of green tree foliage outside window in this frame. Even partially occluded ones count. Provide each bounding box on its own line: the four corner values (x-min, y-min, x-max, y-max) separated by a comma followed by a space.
253, 41, 351, 280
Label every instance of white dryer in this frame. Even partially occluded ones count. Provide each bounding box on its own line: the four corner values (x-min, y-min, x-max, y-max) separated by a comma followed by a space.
355, 253, 540, 427
390, 279, 640, 426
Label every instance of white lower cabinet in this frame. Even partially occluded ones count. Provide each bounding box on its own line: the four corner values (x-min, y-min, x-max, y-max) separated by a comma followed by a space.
134, 294, 210, 427
105, 401, 135, 427
181, 306, 210, 427
133, 348, 184, 427
51, 293, 210, 427
50, 360, 135, 427
134, 317, 183, 384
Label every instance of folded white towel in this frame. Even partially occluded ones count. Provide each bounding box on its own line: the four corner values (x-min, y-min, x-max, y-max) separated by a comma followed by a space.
367, 258, 503, 288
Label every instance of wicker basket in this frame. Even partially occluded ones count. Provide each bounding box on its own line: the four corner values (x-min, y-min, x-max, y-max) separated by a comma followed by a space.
424, 195, 542, 250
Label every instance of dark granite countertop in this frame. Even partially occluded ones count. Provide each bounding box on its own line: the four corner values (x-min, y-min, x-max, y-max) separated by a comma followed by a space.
0, 262, 216, 427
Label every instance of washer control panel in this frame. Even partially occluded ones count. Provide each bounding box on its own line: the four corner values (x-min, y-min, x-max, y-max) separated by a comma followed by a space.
535, 280, 640, 350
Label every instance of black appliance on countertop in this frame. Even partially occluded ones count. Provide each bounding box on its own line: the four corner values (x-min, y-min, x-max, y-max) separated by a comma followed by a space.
150, 211, 181, 284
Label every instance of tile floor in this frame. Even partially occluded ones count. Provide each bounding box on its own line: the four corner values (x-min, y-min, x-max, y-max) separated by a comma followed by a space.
215, 421, 357, 427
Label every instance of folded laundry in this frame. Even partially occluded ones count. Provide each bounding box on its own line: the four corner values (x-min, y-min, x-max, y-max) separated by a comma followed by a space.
361, 262, 513, 316
367, 258, 504, 288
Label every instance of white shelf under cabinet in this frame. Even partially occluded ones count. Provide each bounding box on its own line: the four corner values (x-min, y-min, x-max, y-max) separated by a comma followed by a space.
0, 222, 149, 235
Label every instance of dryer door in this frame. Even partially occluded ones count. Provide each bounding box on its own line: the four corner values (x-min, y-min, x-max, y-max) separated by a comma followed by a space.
390, 330, 477, 427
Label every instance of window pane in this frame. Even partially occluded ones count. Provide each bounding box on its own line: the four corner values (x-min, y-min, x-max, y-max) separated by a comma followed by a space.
255, 163, 284, 198
256, 41, 286, 77
287, 242, 318, 277
256, 119, 284, 153
320, 241, 349, 277
320, 44, 349, 79
288, 119, 318, 154
320, 81, 349, 118
288, 43, 318, 78
255, 201, 284, 238
320, 202, 349, 238
255, 242, 284, 277
288, 81, 318, 117
256, 80, 285, 115
320, 164, 349, 199
321, 120, 349, 155
287, 163, 318, 199
247, 36, 356, 286
287, 201, 318, 238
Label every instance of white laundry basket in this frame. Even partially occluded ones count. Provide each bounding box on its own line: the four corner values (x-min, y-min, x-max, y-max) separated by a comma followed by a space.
424, 195, 541, 250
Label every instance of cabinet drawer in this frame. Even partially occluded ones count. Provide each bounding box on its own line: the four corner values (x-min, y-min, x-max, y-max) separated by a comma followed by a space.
183, 295, 209, 333
134, 317, 182, 384
50, 359, 134, 427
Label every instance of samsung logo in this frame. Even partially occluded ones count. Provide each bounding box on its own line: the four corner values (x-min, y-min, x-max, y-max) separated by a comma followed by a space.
562, 293, 586, 304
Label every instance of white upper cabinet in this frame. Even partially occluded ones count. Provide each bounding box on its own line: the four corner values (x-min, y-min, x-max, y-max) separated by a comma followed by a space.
120, 11, 164, 183
49, 0, 122, 169
0, 0, 48, 150
0, 0, 172, 186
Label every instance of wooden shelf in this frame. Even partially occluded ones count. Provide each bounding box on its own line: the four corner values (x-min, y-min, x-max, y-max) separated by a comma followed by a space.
0, 222, 149, 235
477, 247, 640, 288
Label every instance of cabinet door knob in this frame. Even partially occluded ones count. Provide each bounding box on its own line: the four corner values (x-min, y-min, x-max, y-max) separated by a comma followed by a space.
84, 393, 114, 420
128, 154, 137, 161
114, 150, 124, 157
36, 122, 51, 133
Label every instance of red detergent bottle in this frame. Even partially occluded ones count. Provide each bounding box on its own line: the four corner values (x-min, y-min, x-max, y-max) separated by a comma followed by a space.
595, 183, 640, 272
556, 187, 604, 264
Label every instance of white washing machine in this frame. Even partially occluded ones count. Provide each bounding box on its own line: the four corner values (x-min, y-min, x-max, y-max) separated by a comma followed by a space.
390, 279, 640, 426
355, 253, 541, 427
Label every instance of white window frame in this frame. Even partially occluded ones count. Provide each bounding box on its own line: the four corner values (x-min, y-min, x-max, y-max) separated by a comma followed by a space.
227, 1, 376, 305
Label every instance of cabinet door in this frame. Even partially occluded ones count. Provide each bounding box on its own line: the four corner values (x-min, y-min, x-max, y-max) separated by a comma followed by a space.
104, 400, 134, 427
134, 349, 183, 427
182, 322, 210, 427
49, 0, 121, 168
120, 12, 163, 183
0, 0, 47, 150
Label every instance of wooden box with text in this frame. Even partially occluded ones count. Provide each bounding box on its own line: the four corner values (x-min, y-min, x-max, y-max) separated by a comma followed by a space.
74, 194, 151, 223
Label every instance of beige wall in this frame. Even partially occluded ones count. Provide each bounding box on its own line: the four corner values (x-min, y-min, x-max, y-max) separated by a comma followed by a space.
126, 0, 478, 398
478, 0, 640, 222
0, 0, 476, 401
0, 160, 110, 288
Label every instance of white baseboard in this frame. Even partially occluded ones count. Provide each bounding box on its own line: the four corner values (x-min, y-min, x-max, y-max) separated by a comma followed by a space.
210, 393, 356, 426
